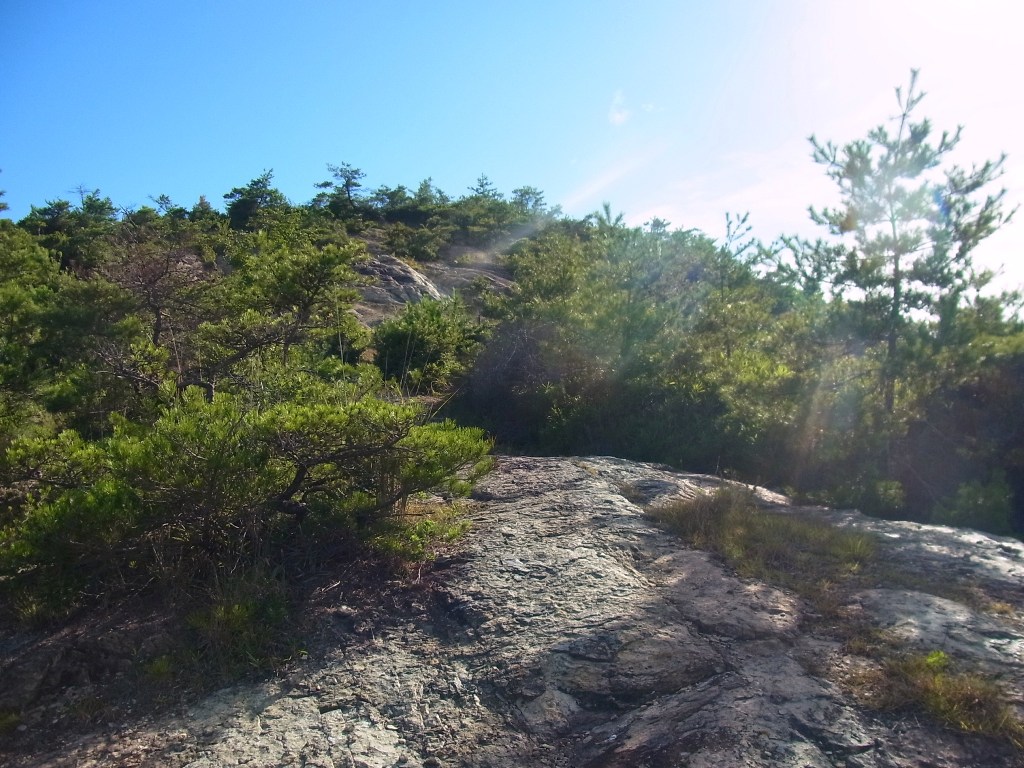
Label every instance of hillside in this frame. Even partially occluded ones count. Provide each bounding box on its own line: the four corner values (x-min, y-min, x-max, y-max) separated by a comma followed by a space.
3, 93, 1024, 765
4, 456, 1023, 766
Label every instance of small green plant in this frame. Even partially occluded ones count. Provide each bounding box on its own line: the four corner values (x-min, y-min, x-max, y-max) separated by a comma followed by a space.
368, 501, 471, 561
0, 708, 22, 735
185, 569, 292, 677
142, 654, 175, 684
850, 649, 1024, 748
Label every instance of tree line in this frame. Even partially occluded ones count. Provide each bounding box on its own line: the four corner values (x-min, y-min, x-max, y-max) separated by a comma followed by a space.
0, 72, 1021, 646
407, 74, 1023, 536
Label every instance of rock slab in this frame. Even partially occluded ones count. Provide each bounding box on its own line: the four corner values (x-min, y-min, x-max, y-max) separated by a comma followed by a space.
6, 456, 1024, 767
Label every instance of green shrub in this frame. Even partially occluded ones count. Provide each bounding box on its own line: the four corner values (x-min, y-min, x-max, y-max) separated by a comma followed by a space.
373, 296, 485, 392
0, 371, 492, 618
933, 473, 1015, 536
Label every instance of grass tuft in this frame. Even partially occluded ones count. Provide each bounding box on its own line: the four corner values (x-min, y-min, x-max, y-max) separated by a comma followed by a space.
648, 486, 875, 608
650, 486, 1024, 751
368, 500, 471, 561
848, 650, 1024, 747
184, 568, 294, 678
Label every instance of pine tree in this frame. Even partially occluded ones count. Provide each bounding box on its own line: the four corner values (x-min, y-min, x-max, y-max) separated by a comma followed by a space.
806, 70, 1013, 416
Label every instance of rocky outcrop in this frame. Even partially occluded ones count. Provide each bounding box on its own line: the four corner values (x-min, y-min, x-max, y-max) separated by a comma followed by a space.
417, 246, 515, 298
352, 254, 444, 326
351, 247, 513, 327
5, 456, 1024, 767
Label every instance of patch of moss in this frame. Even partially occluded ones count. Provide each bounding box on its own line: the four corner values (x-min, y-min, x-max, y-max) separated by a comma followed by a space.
0, 708, 22, 735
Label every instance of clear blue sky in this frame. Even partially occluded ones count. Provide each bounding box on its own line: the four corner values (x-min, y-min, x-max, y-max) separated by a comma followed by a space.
3, 1, 1022, 285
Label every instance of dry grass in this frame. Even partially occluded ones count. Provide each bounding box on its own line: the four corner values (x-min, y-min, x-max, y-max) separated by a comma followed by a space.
649, 486, 1024, 751
648, 486, 875, 611
846, 650, 1024, 748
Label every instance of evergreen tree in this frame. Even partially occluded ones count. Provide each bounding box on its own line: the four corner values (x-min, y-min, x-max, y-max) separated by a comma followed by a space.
805, 70, 1012, 416
223, 170, 289, 230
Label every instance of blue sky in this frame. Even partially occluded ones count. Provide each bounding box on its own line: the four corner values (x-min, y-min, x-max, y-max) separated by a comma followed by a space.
3, 1, 1023, 286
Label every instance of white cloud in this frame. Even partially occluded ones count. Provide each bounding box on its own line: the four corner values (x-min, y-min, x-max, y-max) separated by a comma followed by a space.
608, 90, 630, 126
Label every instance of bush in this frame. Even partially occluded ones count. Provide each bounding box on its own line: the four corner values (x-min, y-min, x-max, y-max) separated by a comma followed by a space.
373, 296, 485, 392
0, 372, 492, 619
933, 472, 1015, 536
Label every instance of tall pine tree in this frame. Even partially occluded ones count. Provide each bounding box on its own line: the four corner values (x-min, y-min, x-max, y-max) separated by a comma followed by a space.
806, 70, 1012, 417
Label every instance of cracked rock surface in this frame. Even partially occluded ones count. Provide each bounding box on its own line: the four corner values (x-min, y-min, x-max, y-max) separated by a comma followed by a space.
6, 456, 1024, 767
